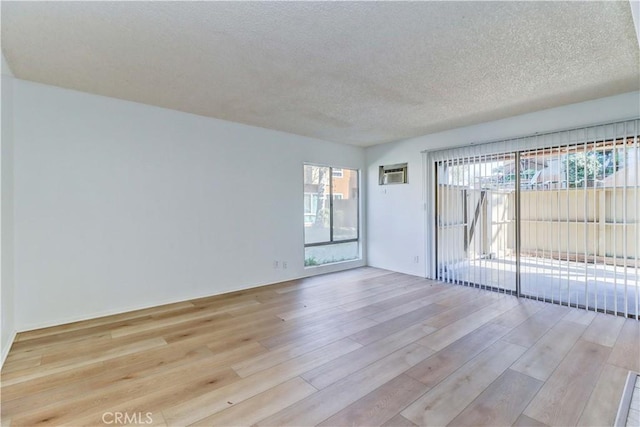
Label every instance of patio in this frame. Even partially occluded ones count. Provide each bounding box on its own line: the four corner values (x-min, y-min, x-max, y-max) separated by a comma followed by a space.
444, 255, 639, 316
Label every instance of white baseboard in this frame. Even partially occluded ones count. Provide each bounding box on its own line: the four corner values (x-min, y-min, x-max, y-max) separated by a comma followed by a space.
16, 289, 245, 333
16, 261, 366, 333
1, 329, 18, 369
615, 371, 639, 427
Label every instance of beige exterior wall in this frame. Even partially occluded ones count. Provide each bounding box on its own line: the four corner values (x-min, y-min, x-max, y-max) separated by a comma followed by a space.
438, 186, 638, 267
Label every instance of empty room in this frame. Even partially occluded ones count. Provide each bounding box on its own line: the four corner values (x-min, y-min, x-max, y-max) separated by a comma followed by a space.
1, 1, 640, 426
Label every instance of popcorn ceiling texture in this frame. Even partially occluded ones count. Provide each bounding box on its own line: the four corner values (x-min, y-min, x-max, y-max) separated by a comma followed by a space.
2, 1, 638, 146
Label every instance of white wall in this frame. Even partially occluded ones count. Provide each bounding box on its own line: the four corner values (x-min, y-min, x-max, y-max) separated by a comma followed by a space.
13, 80, 365, 331
9, 80, 640, 334
1, 53, 16, 364
631, 0, 640, 48
366, 91, 640, 278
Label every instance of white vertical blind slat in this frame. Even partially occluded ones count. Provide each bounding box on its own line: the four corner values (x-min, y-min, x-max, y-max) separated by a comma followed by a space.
429, 119, 639, 318
613, 126, 618, 314
623, 127, 629, 317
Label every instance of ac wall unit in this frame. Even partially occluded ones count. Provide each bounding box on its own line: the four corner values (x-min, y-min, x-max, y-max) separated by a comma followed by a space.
379, 163, 408, 185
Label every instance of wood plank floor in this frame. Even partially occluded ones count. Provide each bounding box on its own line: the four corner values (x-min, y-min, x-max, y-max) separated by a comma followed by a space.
1, 267, 638, 426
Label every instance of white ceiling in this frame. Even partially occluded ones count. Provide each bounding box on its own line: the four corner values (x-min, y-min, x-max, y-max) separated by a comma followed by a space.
2, 1, 639, 147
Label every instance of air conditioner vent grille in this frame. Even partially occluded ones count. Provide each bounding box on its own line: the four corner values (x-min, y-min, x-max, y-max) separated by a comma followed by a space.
379, 163, 408, 185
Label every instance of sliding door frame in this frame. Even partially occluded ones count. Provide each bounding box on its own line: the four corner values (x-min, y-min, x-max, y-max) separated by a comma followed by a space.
424, 118, 640, 318
514, 151, 522, 297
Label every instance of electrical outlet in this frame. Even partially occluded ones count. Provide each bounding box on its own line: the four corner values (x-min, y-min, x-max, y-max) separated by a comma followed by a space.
273, 260, 279, 269
282, 261, 287, 269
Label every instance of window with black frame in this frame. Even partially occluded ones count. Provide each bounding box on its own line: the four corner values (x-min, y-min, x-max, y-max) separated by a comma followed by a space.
303, 164, 359, 266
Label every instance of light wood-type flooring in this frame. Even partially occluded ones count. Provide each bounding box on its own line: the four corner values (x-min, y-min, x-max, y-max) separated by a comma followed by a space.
1, 267, 638, 426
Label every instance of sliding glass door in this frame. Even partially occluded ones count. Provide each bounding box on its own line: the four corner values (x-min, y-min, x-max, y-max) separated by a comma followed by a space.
518, 132, 639, 317
436, 153, 517, 293
433, 121, 639, 318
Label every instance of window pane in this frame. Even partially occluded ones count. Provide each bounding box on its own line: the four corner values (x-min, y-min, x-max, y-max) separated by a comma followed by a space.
332, 168, 358, 241
304, 165, 330, 244
305, 242, 358, 266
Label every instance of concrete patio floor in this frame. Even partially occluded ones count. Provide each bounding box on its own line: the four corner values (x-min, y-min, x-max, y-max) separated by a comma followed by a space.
442, 256, 639, 316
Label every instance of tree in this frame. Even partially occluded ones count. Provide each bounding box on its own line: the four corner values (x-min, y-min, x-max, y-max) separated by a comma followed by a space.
305, 165, 329, 228
566, 152, 600, 187
565, 150, 624, 187
314, 167, 329, 227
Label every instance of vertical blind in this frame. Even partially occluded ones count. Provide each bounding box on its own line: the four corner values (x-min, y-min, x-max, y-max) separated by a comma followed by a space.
423, 119, 639, 318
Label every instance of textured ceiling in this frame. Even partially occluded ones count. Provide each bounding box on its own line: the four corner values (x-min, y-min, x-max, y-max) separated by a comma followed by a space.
2, 1, 639, 147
